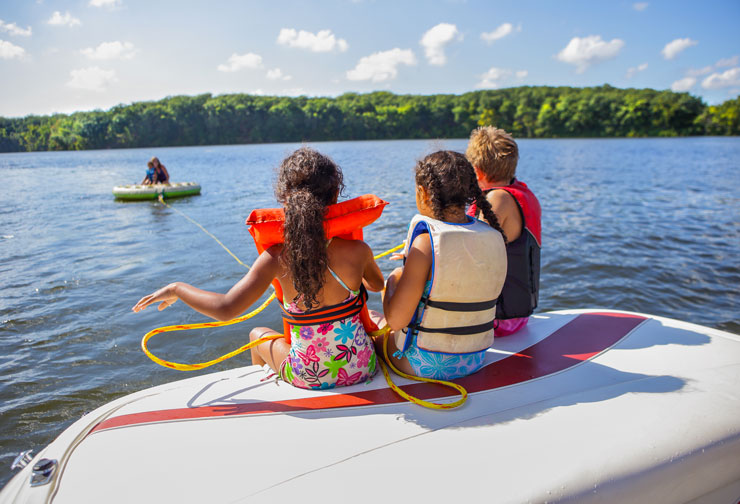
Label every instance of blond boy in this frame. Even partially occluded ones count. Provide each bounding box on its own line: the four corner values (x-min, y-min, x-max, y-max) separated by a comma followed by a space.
466, 127, 542, 335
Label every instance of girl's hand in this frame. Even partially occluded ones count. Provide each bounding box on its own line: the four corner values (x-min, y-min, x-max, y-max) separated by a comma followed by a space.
132, 283, 179, 313
389, 240, 406, 261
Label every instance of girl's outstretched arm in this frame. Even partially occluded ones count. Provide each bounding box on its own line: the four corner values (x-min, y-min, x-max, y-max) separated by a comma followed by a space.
132, 246, 281, 321
382, 233, 433, 331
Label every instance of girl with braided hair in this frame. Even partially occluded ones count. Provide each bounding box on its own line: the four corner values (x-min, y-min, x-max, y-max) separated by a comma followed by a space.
134, 147, 385, 389
376, 151, 507, 380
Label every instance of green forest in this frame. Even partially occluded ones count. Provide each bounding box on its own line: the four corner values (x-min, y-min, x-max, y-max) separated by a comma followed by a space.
1, 85, 738, 152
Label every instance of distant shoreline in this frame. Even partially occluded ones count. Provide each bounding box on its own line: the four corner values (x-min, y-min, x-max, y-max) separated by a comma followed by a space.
1, 86, 738, 153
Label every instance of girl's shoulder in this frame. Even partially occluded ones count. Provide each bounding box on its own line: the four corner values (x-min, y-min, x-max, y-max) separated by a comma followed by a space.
409, 230, 431, 249
329, 237, 371, 254
328, 238, 374, 271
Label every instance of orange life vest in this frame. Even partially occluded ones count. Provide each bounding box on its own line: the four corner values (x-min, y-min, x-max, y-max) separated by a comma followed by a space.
245, 194, 388, 343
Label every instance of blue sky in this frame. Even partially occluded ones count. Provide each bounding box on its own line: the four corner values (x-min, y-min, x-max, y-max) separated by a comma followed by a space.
1, 0, 739, 117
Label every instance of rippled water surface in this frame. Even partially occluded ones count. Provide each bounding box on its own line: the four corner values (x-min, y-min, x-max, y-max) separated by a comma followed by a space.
1, 138, 738, 486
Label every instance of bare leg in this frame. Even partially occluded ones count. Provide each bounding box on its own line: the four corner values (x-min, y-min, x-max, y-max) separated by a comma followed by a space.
368, 309, 388, 352
366, 310, 418, 377
383, 329, 417, 376
249, 327, 290, 373
368, 309, 386, 329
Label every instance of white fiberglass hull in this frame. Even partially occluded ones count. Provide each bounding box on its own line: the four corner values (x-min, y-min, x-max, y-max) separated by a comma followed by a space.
2, 309, 739, 503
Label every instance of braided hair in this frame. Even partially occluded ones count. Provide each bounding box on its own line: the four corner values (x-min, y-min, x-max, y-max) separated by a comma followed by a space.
415, 151, 507, 242
275, 147, 345, 309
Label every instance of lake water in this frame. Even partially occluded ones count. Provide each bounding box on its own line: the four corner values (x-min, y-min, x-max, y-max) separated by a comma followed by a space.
1, 137, 739, 487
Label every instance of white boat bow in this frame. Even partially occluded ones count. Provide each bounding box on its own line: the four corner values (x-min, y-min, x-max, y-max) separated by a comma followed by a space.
2, 309, 739, 503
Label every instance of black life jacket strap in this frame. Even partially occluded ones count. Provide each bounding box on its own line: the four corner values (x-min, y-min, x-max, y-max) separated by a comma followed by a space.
408, 319, 496, 336
421, 296, 498, 312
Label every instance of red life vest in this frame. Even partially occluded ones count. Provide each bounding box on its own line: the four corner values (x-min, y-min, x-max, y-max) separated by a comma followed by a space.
246, 194, 388, 343
496, 179, 541, 245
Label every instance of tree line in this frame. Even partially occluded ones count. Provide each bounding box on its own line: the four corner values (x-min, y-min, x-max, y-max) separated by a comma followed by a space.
0, 85, 738, 152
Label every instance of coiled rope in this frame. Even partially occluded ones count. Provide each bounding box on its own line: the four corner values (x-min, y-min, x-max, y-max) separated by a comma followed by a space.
144, 194, 465, 409
370, 326, 468, 409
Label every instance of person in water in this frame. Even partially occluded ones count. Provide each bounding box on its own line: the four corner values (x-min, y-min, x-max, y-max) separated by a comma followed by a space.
141, 157, 170, 185
465, 126, 542, 336
375, 151, 507, 380
133, 147, 385, 389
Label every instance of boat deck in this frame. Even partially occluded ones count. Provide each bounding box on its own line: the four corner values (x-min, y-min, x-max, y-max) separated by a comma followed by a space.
2, 310, 739, 503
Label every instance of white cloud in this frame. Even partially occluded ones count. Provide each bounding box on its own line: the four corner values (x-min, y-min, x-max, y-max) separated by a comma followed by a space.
701, 67, 740, 89
477, 67, 511, 88
686, 57, 739, 77
217, 52, 263, 72
0, 19, 32, 37
81, 41, 136, 60
476, 66, 527, 88
556, 35, 624, 73
671, 76, 696, 92
420, 23, 460, 66
346, 48, 416, 82
661, 38, 697, 60
266, 68, 292, 81
89, 0, 121, 6
67, 66, 117, 91
48, 11, 81, 27
687, 65, 713, 77
481, 23, 515, 43
716, 56, 739, 68
0, 39, 26, 59
633, 2, 648, 11
277, 28, 348, 52
626, 62, 648, 78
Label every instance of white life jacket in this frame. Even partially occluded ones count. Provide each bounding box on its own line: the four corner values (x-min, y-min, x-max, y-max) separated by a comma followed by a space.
395, 214, 507, 355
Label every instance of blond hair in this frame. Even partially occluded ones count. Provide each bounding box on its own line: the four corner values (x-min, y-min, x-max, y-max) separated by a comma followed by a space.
465, 126, 519, 182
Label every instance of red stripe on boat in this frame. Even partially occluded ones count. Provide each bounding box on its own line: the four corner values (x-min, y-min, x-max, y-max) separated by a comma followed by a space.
92, 312, 645, 433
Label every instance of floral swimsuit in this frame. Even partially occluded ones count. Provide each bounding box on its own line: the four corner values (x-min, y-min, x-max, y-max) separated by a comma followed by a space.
280, 267, 377, 390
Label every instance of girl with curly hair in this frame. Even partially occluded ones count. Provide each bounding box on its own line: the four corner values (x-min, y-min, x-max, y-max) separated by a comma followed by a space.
133, 147, 384, 389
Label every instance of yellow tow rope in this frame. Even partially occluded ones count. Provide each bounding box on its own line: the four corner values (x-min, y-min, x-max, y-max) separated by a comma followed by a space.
371, 242, 404, 259
144, 195, 466, 409
158, 193, 251, 270
371, 326, 468, 409
141, 292, 278, 371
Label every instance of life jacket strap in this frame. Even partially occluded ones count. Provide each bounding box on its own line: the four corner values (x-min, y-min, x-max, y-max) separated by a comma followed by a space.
408, 319, 496, 336
421, 297, 498, 312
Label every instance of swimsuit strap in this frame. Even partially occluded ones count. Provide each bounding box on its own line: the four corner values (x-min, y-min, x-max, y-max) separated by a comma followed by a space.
326, 237, 360, 297
327, 266, 360, 297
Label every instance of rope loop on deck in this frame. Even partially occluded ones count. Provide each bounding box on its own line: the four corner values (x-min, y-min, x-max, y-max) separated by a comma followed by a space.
368, 326, 468, 410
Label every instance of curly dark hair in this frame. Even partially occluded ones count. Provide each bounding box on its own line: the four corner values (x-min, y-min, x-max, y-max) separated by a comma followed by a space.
275, 147, 345, 309
415, 150, 507, 242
